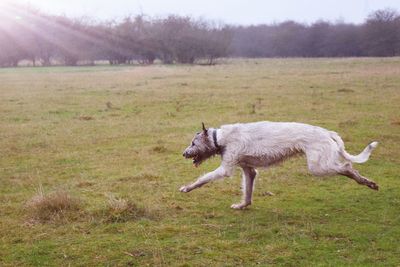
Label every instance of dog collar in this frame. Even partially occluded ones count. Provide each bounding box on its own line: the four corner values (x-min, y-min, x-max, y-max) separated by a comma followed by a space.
213, 129, 220, 151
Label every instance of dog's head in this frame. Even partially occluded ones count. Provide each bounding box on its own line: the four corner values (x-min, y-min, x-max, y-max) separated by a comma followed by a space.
183, 123, 219, 167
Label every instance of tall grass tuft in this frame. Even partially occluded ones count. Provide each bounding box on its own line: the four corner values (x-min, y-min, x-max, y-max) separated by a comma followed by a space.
103, 194, 153, 223
25, 185, 82, 223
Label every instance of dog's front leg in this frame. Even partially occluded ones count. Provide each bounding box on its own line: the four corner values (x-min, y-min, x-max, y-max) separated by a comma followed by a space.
179, 166, 232, 193
231, 167, 257, 209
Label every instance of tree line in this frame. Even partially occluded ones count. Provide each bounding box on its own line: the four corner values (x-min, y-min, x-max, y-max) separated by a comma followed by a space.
230, 9, 400, 58
0, 4, 399, 67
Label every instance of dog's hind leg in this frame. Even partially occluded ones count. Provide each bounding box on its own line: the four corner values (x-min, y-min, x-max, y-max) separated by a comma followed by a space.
338, 163, 379, 190
306, 148, 379, 190
179, 166, 233, 193
231, 167, 257, 209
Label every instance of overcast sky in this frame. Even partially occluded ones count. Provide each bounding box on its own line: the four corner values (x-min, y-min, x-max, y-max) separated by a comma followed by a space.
14, 0, 400, 25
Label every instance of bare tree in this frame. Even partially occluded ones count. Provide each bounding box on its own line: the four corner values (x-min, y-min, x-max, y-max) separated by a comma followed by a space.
363, 9, 400, 56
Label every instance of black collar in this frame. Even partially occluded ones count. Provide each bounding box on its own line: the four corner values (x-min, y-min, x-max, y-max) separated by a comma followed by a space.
212, 129, 220, 151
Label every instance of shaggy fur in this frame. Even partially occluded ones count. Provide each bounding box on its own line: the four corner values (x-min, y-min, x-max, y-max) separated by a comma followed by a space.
180, 121, 379, 209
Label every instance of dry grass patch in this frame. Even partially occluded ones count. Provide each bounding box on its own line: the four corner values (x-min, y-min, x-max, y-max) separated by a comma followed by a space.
25, 186, 82, 223
78, 115, 94, 121
100, 194, 157, 223
151, 145, 168, 153
390, 119, 400, 126
337, 88, 355, 93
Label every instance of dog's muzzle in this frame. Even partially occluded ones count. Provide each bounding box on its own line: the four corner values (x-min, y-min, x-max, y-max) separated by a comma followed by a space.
182, 148, 190, 158
183, 149, 202, 167
183, 150, 193, 159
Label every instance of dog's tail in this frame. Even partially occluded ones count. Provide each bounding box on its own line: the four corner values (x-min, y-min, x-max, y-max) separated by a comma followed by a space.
330, 131, 378, 164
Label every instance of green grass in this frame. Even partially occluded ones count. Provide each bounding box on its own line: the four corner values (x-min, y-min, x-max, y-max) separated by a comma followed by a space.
1, 58, 400, 266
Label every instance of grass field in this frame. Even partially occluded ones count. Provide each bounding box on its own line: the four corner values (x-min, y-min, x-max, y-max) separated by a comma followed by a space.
1, 58, 400, 266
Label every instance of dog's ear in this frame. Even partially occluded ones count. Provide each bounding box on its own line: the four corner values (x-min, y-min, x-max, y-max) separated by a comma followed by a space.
202, 122, 208, 134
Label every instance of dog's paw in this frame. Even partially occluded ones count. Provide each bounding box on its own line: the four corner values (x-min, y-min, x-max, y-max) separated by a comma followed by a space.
367, 181, 379, 191
179, 185, 191, 193
230, 203, 249, 210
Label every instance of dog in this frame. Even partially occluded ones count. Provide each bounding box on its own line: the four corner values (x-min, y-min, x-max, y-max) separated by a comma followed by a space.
180, 121, 378, 209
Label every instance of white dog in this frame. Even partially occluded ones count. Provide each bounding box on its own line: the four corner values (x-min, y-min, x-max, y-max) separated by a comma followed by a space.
181, 122, 378, 209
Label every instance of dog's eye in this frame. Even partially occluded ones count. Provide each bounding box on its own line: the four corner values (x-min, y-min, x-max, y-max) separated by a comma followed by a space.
191, 141, 195, 146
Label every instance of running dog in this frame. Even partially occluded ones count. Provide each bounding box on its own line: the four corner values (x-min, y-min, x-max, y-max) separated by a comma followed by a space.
180, 122, 378, 209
